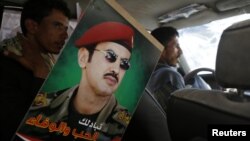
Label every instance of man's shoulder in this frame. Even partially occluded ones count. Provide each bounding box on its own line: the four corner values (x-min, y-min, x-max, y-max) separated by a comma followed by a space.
0, 35, 24, 70
101, 106, 131, 136
154, 65, 182, 78
149, 63, 185, 90
0, 35, 22, 56
0, 54, 23, 69
31, 87, 72, 109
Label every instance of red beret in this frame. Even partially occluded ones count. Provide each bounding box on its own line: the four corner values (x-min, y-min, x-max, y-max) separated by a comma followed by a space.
75, 21, 134, 52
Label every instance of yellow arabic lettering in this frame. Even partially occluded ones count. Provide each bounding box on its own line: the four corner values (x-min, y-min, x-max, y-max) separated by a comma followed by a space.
72, 128, 85, 139
72, 128, 99, 140
25, 117, 37, 125
84, 132, 91, 139
48, 122, 58, 132
62, 126, 71, 136
82, 131, 99, 140
58, 122, 67, 133
35, 117, 50, 128
92, 132, 99, 141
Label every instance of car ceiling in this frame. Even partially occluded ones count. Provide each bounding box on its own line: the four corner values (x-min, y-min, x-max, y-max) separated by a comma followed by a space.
116, 0, 250, 30
1, 0, 250, 30
0, 0, 91, 19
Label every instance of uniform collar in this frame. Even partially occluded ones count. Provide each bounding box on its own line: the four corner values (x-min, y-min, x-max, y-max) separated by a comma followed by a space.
49, 85, 118, 123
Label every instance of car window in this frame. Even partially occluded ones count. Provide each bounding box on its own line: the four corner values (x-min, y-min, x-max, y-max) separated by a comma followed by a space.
0, 8, 78, 42
178, 14, 250, 73
0, 9, 22, 41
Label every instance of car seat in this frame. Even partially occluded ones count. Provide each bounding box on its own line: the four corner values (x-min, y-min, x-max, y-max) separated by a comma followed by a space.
166, 19, 250, 141
122, 89, 172, 141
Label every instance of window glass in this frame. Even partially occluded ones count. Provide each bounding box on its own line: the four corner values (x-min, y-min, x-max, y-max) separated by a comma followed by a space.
0, 9, 78, 42
178, 14, 250, 72
0, 9, 21, 41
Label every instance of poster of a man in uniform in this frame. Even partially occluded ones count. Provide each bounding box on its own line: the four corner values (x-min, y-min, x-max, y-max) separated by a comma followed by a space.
14, 0, 164, 140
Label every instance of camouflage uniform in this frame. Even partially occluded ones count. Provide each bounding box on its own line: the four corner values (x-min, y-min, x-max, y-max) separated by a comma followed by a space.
17, 86, 131, 141
0, 33, 55, 70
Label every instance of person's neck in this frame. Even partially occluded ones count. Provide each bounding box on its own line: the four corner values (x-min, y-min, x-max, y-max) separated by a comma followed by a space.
73, 79, 111, 115
159, 59, 177, 68
25, 34, 47, 54
159, 60, 169, 66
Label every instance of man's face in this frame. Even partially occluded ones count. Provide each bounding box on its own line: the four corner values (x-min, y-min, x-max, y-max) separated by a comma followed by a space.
80, 42, 131, 96
34, 9, 69, 54
161, 35, 182, 66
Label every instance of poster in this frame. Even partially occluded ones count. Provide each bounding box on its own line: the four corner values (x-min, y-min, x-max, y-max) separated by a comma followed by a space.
14, 0, 164, 140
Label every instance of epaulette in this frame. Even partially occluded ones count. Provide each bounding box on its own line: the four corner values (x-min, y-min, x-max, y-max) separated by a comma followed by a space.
112, 110, 131, 127
32, 92, 50, 108
31, 88, 69, 109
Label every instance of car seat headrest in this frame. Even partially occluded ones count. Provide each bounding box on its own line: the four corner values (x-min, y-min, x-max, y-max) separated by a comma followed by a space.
216, 19, 250, 89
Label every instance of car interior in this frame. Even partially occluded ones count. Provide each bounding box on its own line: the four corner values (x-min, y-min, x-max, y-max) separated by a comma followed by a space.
1, 0, 250, 140
118, 1, 250, 140
166, 19, 250, 141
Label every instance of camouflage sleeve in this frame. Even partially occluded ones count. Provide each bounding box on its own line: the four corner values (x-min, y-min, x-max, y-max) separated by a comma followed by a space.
0, 34, 23, 56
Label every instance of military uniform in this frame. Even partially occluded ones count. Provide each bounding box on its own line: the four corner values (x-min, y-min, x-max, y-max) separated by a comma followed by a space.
0, 33, 56, 70
18, 86, 131, 141
16, 21, 134, 141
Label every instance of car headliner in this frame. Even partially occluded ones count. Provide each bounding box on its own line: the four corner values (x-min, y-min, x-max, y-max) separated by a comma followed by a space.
1, 0, 250, 30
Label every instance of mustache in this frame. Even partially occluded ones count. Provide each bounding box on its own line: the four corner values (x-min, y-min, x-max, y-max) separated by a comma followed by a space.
104, 72, 119, 83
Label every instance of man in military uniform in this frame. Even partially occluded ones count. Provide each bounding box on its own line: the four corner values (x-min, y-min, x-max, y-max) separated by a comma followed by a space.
16, 21, 134, 141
